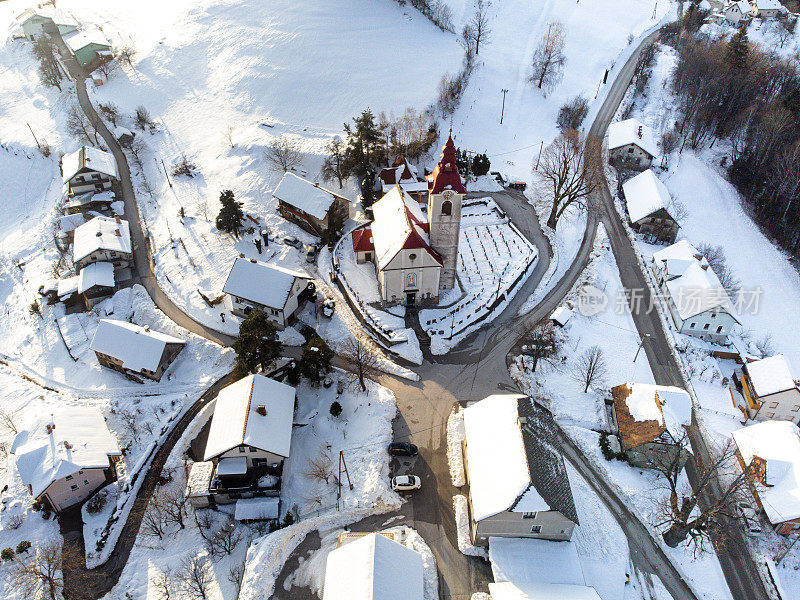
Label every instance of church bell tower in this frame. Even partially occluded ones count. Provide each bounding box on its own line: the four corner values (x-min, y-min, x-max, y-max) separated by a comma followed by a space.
427, 131, 466, 290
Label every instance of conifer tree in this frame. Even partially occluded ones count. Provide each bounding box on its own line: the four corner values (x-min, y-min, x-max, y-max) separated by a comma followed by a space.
300, 335, 334, 385
726, 26, 749, 70
232, 311, 283, 374
215, 189, 244, 235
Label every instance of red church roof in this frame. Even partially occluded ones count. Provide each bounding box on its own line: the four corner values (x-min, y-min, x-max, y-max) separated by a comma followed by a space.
427, 132, 467, 195
351, 229, 375, 253
377, 156, 418, 186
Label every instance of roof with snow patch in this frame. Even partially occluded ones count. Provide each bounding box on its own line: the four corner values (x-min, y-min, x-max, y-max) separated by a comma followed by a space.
203, 374, 295, 461
272, 172, 347, 221
90, 319, 185, 373
223, 257, 308, 310
607, 118, 658, 157
12, 406, 120, 499
64, 28, 111, 53
744, 355, 797, 398
612, 382, 692, 450
323, 532, 424, 600
370, 186, 442, 271
62, 146, 118, 183
77, 261, 115, 293
622, 169, 674, 224
732, 421, 800, 524
351, 228, 375, 252
73, 216, 131, 263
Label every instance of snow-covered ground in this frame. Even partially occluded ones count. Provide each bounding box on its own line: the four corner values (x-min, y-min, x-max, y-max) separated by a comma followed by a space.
420, 197, 539, 353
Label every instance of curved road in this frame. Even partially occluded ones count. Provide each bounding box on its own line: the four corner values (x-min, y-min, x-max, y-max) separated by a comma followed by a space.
49, 21, 736, 600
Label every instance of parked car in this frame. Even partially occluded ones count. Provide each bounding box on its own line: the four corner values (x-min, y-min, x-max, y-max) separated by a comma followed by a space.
391, 475, 421, 492
283, 236, 303, 249
306, 246, 318, 263
509, 180, 527, 191
322, 298, 335, 318
490, 171, 507, 185
388, 442, 418, 457
735, 501, 762, 536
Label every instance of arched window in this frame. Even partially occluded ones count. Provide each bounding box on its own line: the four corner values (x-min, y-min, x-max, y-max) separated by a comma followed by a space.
441, 200, 452, 216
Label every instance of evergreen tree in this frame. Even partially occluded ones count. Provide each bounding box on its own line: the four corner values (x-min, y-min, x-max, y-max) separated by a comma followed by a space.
342, 109, 387, 180
300, 335, 333, 385
360, 175, 377, 209
726, 26, 749, 70
323, 199, 348, 247
472, 153, 491, 177
215, 189, 244, 235
455, 148, 469, 174
232, 311, 283, 374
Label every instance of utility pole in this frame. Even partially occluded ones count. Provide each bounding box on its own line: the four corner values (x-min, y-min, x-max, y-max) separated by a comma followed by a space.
160, 158, 173, 189
500, 88, 509, 124
652, 2, 658, 19
27, 123, 41, 149
534, 140, 544, 170
634, 333, 651, 362
337, 450, 353, 511
465, 149, 476, 182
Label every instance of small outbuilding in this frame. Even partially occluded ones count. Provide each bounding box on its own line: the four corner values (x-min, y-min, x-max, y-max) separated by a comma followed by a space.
77, 261, 115, 308
12, 407, 121, 513
90, 319, 185, 381
607, 118, 658, 171
273, 172, 350, 238
16, 8, 78, 41
622, 169, 679, 244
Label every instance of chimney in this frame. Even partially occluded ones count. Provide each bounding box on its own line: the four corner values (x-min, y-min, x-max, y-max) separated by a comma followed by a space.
96, 231, 103, 237
701, 264, 709, 271
250, 259, 257, 263
239, 253, 245, 259
256, 405, 267, 416
693, 253, 703, 260
115, 215, 121, 224
63, 441, 72, 450
115, 229, 121, 237
144, 325, 150, 332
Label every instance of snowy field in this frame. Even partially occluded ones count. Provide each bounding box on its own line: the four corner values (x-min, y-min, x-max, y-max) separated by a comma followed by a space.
420, 197, 538, 353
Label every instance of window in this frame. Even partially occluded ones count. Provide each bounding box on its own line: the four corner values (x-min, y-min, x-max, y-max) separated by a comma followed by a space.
249, 447, 257, 453
716, 326, 723, 333
364, 252, 372, 262
522, 512, 537, 519
793, 405, 800, 412
703, 323, 710, 330
766, 412, 775, 418
84, 480, 89, 485
65, 475, 73, 481
409, 253, 417, 261
689, 322, 696, 329
793, 523, 800, 530
769, 402, 779, 409
530, 525, 542, 534
628, 147, 634, 154
239, 447, 247, 453
70, 484, 79, 491
441, 200, 452, 216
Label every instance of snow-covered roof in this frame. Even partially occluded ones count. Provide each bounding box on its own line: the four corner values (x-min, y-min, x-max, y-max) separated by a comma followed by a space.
621, 383, 691, 436
756, 0, 783, 9
203, 374, 295, 461
488, 537, 584, 588
370, 186, 441, 271
77, 261, 114, 293
59, 213, 86, 233
16, 8, 78, 27
745, 355, 797, 397
222, 257, 307, 310
90, 319, 185, 373
12, 407, 120, 499
622, 169, 673, 224
57, 275, 79, 299
323, 532, 424, 600
381, 180, 429, 194
550, 306, 573, 327
186, 461, 214, 498
216, 457, 248, 476
272, 172, 346, 221
463, 395, 578, 523
64, 28, 111, 53
489, 582, 601, 600
73, 216, 131, 263
653, 240, 738, 321
726, 0, 753, 15
607, 118, 658, 157
62, 146, 118, 183
732, 421, 800, 524
234, 497, 280, 521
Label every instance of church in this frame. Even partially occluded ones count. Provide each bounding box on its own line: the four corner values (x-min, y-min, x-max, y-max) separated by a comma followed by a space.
352, 133, 466, 306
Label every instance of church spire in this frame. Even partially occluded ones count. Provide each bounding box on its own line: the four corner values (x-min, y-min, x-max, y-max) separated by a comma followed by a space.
428, 131, 467, 194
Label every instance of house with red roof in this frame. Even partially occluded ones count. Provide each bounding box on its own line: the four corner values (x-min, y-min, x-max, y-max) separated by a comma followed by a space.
377, 156, 428, 199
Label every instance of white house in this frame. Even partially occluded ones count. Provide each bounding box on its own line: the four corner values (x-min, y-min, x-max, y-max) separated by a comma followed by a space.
651, 240, 739, 343
73, 215, 132, 271
273, 172, 350, 237
622, 169, 679, 244
77, 261, 115, 308
722, 1, 754, 26
222, 257, 310, 328
90, 319, 186, 381
754, 0, 785, 18
322, 532, 424, 600
463, 395, 579, 545
731, 355, 800, 423
607, 118, 659, 171
62, 146, 118, 197
732, 421, 800, 535
16, 8, 78, 41
11, 407, 121, 513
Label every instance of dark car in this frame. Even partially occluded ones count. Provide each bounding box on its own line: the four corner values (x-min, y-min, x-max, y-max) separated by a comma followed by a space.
388, 442, 418, 457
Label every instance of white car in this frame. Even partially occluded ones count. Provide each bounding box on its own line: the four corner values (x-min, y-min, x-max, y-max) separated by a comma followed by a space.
391, 475, 421, 492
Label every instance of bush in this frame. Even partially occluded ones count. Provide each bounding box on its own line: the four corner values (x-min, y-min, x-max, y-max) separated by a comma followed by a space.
329, 401, 342, 418
282, 511, 295, 527
171, 155, 197, 178
1, 548, 14, 561
16, 541, 31, 554
86, 492, 107, 514
557, 96, 589, 131
134, 105, 154, 131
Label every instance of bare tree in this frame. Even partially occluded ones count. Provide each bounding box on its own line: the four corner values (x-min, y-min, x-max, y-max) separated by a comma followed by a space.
135, 105, 155, 131
532, 129, 600, 229
159, 487, 189, 530
0, 408, 19, 435
116, 46, 137, 67
264, 136, 303, 173
557, 96, 589, 132
305, 449, 335, 485
178, 554, 213, 600
338, 338, 379, 392
654, 440, 757, 552
66, 105, 99, 145
570, 345, 608, 393
755, 333, 774, 358
98, 102, 120, 127
522, 323, 559, 372
140, 493, 170, 540
469, 0, 492, 55
151, 566, 174, 600
95, 58, 117, 81
696, 243, 741, 294
529, 21, 566, 92
10, 540, 63, 600
321, 136, 346, 189
227, 564, 244, 595
659, 128, 679, 169
206, 518, 243, 557
774, 19, 795, 49
32, 37, 62, 91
